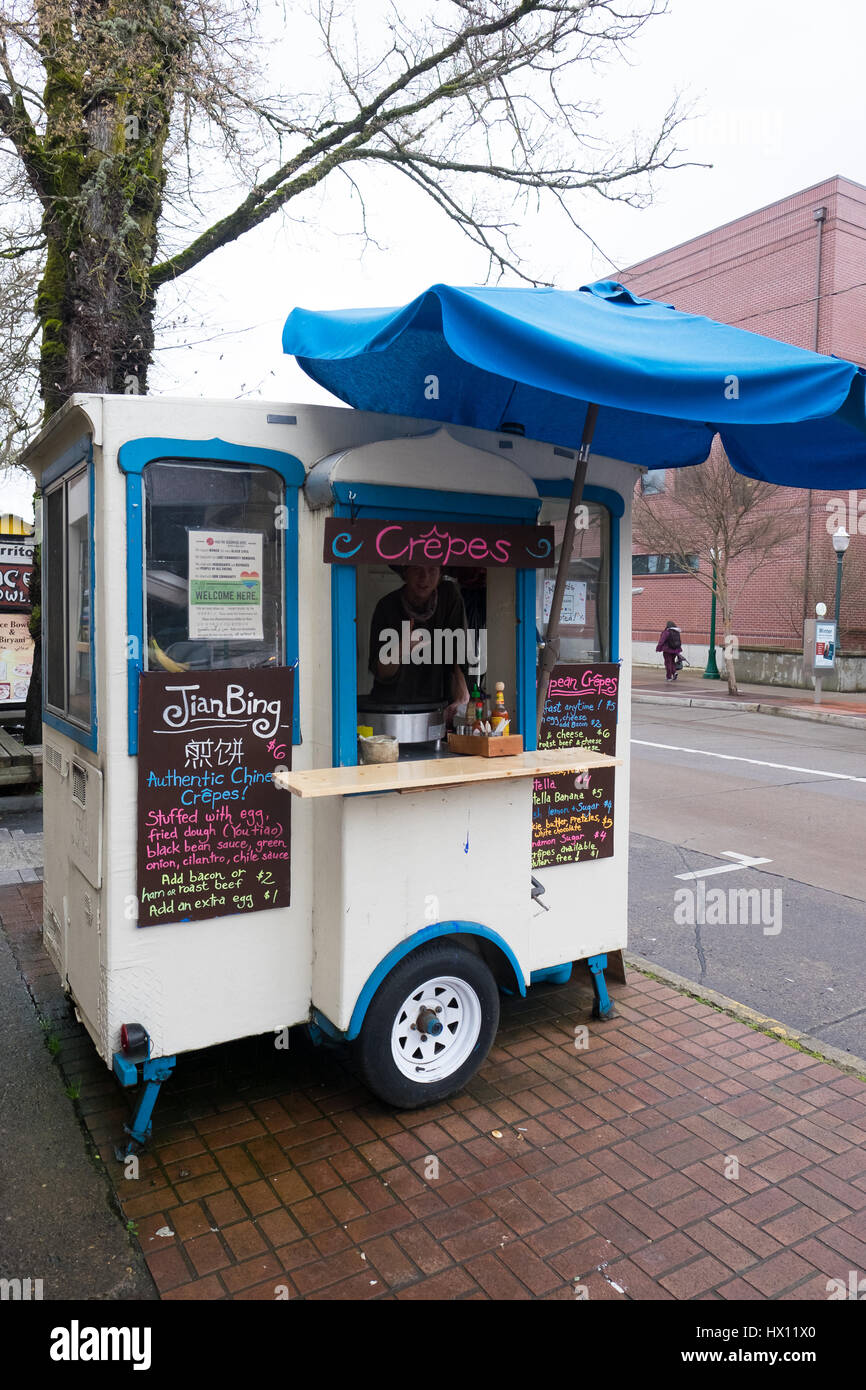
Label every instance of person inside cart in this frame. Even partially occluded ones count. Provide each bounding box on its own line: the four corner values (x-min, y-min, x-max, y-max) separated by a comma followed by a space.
369, 564, 471, 724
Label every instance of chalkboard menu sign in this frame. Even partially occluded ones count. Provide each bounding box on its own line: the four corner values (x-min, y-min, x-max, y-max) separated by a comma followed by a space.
538, 663, 619, 755
532, 664, 619, 868
137, 668, 293, 926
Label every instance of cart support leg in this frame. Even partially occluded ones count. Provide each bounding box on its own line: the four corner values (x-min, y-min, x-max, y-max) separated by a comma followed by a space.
113, 1053, 176, 1157
587, 954, 616, 1021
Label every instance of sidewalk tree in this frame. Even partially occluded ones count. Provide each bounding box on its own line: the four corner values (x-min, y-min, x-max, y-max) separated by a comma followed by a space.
0, 0, 693, 421
633, 437, 802, 695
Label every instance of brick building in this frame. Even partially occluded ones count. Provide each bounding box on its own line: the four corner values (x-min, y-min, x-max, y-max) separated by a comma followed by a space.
620, 176, 866, 680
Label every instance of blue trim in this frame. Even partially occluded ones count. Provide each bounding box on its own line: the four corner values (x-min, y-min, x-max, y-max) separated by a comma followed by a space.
331, 488, 544, 764
532, 481, 622, 663
117, 436, 305, 485
515, 568, 536, 752
41, 442, 98, 752
332, 482, 539, 521
336, 921, 527, 1041
42, 708, 98, 752
126, 472, 144, 754
117, 437, 304, 752
331, 559, 357, 767
609, 505, 621, 664
530, 962, 573, 985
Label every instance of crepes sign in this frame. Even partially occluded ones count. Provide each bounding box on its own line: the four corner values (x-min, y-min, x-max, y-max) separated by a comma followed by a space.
323, 518, 555, 568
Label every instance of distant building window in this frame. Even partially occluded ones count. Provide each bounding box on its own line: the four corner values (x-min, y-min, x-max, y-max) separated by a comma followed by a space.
641, 469, 667, 495
633, 553, 699, 576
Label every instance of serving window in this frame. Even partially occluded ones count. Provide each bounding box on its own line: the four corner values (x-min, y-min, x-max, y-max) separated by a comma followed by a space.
535, 498, 611, 663
43, 463, 93, 735
143, 459, 285, 672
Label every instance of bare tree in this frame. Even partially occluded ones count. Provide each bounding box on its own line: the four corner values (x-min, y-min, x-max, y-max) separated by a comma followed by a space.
634, 438, 803, 695
0, 212, 41, 463
0, 0, 694, 419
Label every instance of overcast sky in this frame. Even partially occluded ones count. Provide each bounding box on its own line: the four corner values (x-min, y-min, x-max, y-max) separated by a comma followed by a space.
4, 0, 866, 520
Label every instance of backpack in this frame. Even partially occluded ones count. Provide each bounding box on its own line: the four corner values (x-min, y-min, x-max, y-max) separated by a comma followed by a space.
668, 627, 682, 651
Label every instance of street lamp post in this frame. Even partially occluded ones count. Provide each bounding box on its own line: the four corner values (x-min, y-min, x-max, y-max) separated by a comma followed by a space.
703, 548, 720, 679
832, 526, 850, 632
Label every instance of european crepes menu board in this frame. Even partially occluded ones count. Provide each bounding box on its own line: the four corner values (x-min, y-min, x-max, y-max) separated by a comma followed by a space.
137, 669, 293, 926
537, 663, 619, 755
532, 664, 619, 868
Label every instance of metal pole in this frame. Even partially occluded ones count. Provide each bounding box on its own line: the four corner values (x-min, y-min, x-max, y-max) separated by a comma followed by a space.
536, 403, 598, 734
702, 555, 720, 679
835, 550, 844, 630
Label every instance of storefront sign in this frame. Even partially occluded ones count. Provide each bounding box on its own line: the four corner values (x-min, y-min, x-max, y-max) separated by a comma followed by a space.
532, 663, 619, 867
0, 539, 35, 610
0, 613, 33, 704
137, 668, 293, 926
323, 518, 555, 568
188, 530, 263, 640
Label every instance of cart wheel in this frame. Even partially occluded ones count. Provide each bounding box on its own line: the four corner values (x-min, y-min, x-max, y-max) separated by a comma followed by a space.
353, 943, 500, 1109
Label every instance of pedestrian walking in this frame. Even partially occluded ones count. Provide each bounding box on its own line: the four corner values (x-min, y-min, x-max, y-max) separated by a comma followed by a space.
656, 620, 683, 681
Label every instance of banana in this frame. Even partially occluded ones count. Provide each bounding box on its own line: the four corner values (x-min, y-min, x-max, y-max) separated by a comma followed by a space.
149, 638, 190, 673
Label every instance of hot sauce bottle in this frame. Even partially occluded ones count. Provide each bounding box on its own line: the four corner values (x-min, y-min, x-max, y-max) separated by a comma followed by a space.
490, 681, 510, 735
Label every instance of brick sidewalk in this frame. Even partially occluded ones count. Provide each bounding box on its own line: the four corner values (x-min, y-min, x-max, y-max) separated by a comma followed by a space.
633, 668, 866, 721
3, 880, 865, 1301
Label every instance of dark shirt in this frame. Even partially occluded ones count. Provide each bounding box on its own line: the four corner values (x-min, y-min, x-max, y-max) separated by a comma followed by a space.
368, 581, 467, 705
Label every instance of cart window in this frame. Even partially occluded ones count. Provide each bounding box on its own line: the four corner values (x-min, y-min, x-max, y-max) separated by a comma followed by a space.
143, 460, 285, 671
43, 465, 93, 732
535, 499, 611, 663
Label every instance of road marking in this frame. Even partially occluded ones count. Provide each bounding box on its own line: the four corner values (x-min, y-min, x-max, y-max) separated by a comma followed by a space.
675, 851, 772, 881
631, 740, 866, 784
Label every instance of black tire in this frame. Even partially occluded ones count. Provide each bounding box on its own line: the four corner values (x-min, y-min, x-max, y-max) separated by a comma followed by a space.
352, 942, 500, 1109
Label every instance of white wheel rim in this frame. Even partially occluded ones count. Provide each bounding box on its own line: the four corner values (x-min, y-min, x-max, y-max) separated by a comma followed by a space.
390, 975, 483, 1083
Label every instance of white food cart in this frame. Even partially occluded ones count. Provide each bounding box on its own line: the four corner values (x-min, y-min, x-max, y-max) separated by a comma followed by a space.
25, 391, 631, 1149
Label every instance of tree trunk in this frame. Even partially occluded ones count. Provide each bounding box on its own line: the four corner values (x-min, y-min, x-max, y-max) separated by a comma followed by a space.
36, 43, 171, 414
719, 589, 738, 696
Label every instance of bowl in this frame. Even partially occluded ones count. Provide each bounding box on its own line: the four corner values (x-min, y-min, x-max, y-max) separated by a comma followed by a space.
359, 734, 399, 764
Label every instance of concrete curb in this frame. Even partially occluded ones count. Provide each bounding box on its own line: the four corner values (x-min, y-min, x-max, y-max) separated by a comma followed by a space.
632, 691, 866, 731
625, 951, 866, 1080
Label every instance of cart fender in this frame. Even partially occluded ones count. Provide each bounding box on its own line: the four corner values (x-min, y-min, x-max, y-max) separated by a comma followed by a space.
341, 922, 526, 1041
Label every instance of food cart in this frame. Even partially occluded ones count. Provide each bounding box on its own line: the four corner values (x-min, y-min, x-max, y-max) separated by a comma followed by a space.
25, 279, 866, 1150
24, 389, 629, 1147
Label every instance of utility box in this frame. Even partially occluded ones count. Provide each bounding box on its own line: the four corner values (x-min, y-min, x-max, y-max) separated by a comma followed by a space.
804, 617, 837, 673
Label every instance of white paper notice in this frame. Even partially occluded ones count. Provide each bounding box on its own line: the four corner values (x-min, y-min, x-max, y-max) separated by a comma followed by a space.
543, 579, 586, 627
188, 530, 264, 640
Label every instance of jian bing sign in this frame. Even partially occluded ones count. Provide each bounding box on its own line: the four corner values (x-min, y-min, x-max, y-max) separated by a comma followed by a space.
137, 668, 293, 926
323, 518, 554, 568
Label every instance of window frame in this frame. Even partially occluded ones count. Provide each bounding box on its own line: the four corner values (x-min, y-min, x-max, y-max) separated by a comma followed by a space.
118, 437, 305, 755
533, 482, 623, 669
632, 553, 699, 576
41, 439, 97, 751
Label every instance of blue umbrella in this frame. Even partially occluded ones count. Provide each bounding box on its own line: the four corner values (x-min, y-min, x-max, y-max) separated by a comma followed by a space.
283, 280, 866, 488
283, 280, 866, 725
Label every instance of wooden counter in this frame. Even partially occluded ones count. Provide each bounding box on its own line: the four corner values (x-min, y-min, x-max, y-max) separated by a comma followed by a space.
276, 748, 620, 799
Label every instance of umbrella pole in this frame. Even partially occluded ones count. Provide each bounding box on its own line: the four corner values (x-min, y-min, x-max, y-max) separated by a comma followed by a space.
535, 403, 599, 734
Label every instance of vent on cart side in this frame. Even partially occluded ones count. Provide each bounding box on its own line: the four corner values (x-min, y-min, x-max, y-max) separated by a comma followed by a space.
72, 762, 87, 807
45, 743, 64, 775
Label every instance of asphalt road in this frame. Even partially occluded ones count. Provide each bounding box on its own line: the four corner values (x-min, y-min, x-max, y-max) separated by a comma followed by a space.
629, 703, 866, 1060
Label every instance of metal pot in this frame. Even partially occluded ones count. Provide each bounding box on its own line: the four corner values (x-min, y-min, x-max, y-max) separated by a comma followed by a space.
357, 698, 447, 745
